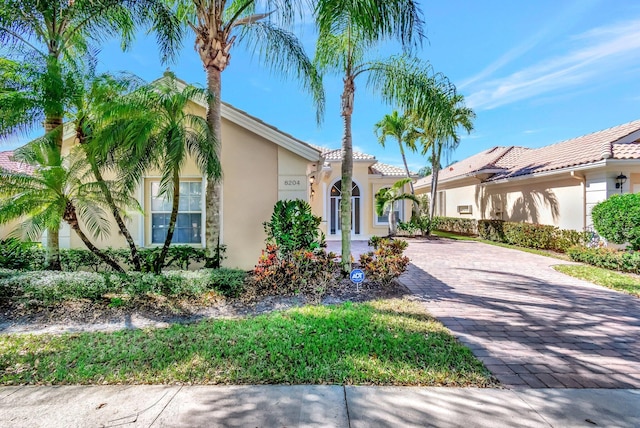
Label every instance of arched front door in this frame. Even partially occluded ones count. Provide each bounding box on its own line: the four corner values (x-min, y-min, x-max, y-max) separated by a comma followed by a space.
329, 180, 361, 236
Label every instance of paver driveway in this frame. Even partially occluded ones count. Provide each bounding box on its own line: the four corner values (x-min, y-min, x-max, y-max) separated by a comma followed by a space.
399, 239, 640, 389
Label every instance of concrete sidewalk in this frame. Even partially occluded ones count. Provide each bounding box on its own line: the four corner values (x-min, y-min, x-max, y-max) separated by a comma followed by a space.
1, 385, 639, 427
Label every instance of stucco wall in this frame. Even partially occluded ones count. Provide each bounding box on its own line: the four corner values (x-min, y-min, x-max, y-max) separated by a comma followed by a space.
220, 118, 279, 269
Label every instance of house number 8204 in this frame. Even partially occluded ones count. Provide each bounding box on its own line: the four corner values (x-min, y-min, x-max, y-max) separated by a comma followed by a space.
284, 180, 301, 186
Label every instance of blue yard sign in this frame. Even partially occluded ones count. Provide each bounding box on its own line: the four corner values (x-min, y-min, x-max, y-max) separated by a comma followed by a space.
350, 269, 365, 284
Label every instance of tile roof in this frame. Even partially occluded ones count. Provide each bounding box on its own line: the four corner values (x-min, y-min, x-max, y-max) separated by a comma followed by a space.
417, 119, 640, 186
0, 151, 34, 174
370, 162, 412, 177
320, 148, 377, 161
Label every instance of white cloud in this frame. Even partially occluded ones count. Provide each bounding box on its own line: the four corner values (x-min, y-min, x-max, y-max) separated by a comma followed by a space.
465, 18, 640, 110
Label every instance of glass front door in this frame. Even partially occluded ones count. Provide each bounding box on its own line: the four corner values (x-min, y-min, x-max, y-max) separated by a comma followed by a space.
329, 181, 360, 235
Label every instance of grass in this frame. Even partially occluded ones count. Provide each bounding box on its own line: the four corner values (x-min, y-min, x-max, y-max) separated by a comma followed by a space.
0, 298, 494, 387
553, 264, 640, 297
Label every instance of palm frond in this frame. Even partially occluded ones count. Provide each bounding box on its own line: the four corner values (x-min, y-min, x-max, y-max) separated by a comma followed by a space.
237, 20, 325, 122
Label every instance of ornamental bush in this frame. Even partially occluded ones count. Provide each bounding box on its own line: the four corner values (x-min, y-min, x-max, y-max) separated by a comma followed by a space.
359, 238, 409, 286
263, 199, 323, 255
477, 220, 586, 252
251, 245, 340, 301
567, 246, 640, 274
592, 193, 640, 250
435, 216, 478, 235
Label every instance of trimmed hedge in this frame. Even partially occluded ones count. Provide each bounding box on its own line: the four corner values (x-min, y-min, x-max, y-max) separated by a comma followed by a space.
0, 268, 247, 305
0, 244, 210, 272
434, 217, 478, 235
567, 246, 640, 275
477, 220, 587, 253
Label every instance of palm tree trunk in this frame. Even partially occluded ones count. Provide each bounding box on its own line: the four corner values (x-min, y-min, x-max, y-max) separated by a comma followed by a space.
63, 201, 124, 273
340, 75, 355, 273
398, 138, 417, 218
205, 66, 223, 267
429, 143, 443, 221
397, 140, 415, 195
90, 162, 142, 271
154, 170, 181, 274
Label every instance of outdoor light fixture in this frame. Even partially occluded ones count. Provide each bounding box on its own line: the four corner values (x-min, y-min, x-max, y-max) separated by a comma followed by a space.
309, 175, 315, 199
615, 173, 627, 193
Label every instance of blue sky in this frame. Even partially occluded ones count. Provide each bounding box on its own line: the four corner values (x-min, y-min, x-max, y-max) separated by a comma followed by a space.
5, 0, 640, 173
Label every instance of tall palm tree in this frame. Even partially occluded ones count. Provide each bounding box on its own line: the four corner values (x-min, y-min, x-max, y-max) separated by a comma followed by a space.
0, 0, 181, 269
374, 110, 417, 194
375, 178, 419, 236
414, 92, 474, 220
0, 141, 130, 272
314, 1, 454, 272
168, 0, 324, 265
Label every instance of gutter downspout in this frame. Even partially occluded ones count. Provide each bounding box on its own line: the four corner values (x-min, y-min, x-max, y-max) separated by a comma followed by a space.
571, 171, 587, 230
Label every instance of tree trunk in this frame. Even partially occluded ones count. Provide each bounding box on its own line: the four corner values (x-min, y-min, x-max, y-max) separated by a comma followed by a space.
63, 201, 124, 273
42, 54, 64, 270
398, 139, 418, 218
389, 209, 397, 236
340, 75, 355, 273
90, 161, 142, 271
154, 170, 181, 274
205, 65, 223, 267
429, 143, 443, 221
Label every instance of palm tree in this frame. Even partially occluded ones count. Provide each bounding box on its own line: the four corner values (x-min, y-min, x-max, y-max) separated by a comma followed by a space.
0, 141, 129, 272
0, 0, 181, 269
313, 1, 454, 272
374, 111, 417, 194
167, 0, 324, 265
414, 92, 474, 220
69, 72, 148, 271
107, 74, 221, 273
375, 178, 419, 236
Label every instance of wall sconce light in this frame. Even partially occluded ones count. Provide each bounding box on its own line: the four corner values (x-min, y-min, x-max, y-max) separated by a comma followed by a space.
615, 173, 627, 192
309, 175, 315, 199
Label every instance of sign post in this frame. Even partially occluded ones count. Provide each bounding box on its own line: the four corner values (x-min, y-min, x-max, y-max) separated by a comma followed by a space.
350, 268, 365, 292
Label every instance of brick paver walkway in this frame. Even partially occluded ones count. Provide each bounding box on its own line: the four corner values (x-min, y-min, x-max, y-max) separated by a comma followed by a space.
400, 239, 640, 389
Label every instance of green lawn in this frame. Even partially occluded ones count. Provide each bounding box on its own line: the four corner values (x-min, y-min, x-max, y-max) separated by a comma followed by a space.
553, 264, 640, 297
0, 299, 495, 387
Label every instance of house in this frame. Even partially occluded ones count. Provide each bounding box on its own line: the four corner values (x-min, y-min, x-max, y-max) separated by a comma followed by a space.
0, 75, 415, 269
414, 119, 640, 231
308, 146, 417, 241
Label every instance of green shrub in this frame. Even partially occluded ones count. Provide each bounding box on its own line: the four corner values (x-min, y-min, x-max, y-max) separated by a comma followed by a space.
0, 268, 247, 305
435, 217, 478, 235
478, 220, 586, 252
592, 193, 640, 250
567, 246, 640, 274
0, 239, 45, 270
359, 239, 409, 286
263, 199, 323, 255
397, 220, 419, 236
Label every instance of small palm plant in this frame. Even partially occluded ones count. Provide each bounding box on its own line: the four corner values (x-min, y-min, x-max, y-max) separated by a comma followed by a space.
375, 178, 419, 236
0, 141, 134, 272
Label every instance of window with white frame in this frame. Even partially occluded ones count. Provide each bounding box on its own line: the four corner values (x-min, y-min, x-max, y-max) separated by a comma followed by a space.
151, 181, 202, 244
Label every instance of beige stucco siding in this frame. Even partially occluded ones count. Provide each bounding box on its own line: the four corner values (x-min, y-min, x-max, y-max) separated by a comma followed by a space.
221, 118, 278, 269
277, 147, 312, 201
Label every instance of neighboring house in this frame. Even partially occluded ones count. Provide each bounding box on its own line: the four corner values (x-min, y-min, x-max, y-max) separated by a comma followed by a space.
414, 119, 640, 231
0, 75, 415, 269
